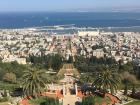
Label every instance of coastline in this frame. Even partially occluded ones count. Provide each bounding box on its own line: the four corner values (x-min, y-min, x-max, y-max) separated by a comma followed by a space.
1, 25, 140, 33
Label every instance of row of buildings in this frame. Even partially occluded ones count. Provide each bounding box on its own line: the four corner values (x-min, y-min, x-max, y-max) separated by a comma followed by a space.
0, 28, 139, 65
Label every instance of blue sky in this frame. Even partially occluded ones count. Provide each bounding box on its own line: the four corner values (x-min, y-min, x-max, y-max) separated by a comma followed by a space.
0, 0, 140, 12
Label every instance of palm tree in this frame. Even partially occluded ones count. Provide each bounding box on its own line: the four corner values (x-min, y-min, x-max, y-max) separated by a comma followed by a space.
129, 75, 138, 96
22, 68, 46, 98
93, 66, 120, 94
80, 74, 93, 84
120, 72, 131, 95
120, 71, 138, 96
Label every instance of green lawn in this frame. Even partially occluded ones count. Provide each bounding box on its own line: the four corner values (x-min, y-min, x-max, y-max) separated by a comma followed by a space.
125, 101, 140, 105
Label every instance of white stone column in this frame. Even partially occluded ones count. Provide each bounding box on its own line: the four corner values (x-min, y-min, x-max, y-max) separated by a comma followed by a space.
75, 83, 78, 95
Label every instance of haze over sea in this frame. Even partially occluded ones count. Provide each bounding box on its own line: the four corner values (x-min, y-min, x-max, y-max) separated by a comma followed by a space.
1, 12, 140, 30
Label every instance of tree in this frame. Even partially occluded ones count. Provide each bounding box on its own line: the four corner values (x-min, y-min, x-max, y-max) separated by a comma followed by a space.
121, 72, 130, 95
80, 74, 93, 84
120, 71, 138, 95
82, 96, 95, 105
93, 66, 120, 94
128, 74, 138, 96
74, 55, 89, 73
137, 68, 140, 80
22, 68, 46, 98
119, 62, 134, 73
3, 72, 16, 83
67, 56, 73, 63
28, 54, 63, 71
51, 54, 63, 71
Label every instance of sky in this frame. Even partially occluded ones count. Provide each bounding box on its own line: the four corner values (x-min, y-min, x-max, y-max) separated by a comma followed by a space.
0, 0, 140, 12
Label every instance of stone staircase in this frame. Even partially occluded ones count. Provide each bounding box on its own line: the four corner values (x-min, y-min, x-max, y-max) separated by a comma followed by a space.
63, 95, 80, 105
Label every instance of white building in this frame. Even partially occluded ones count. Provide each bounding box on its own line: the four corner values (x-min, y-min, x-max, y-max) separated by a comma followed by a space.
78, 31, 99, 37
93, 49, 104, 58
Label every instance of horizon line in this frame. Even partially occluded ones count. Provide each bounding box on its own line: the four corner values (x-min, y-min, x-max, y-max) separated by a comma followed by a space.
0, 10, 140, 13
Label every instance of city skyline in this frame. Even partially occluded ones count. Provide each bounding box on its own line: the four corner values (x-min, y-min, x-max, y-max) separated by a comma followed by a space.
0, 0, 140, 12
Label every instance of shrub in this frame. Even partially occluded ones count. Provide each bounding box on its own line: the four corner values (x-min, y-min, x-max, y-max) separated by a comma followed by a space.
82, 96, 95, 105
30, 96, 59, 105
0, 97, 8, 102
3, 72, 16, 83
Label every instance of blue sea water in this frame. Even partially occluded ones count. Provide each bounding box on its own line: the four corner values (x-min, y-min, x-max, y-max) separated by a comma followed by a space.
0, 12, 140, 29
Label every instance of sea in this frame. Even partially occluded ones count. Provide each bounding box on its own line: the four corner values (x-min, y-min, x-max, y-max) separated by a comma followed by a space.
0, 12, 140, 32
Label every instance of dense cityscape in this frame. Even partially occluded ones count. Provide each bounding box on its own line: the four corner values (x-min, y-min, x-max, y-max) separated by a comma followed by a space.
0, 27, 140, 65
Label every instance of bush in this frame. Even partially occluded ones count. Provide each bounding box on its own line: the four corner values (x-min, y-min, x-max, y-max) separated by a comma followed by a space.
30, 96, 59, 105
82, 95, 111, 105
3, 72, 16, 83
0, 81, 19, 91
0, 97, 8, 102
82, 96, 95, 105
